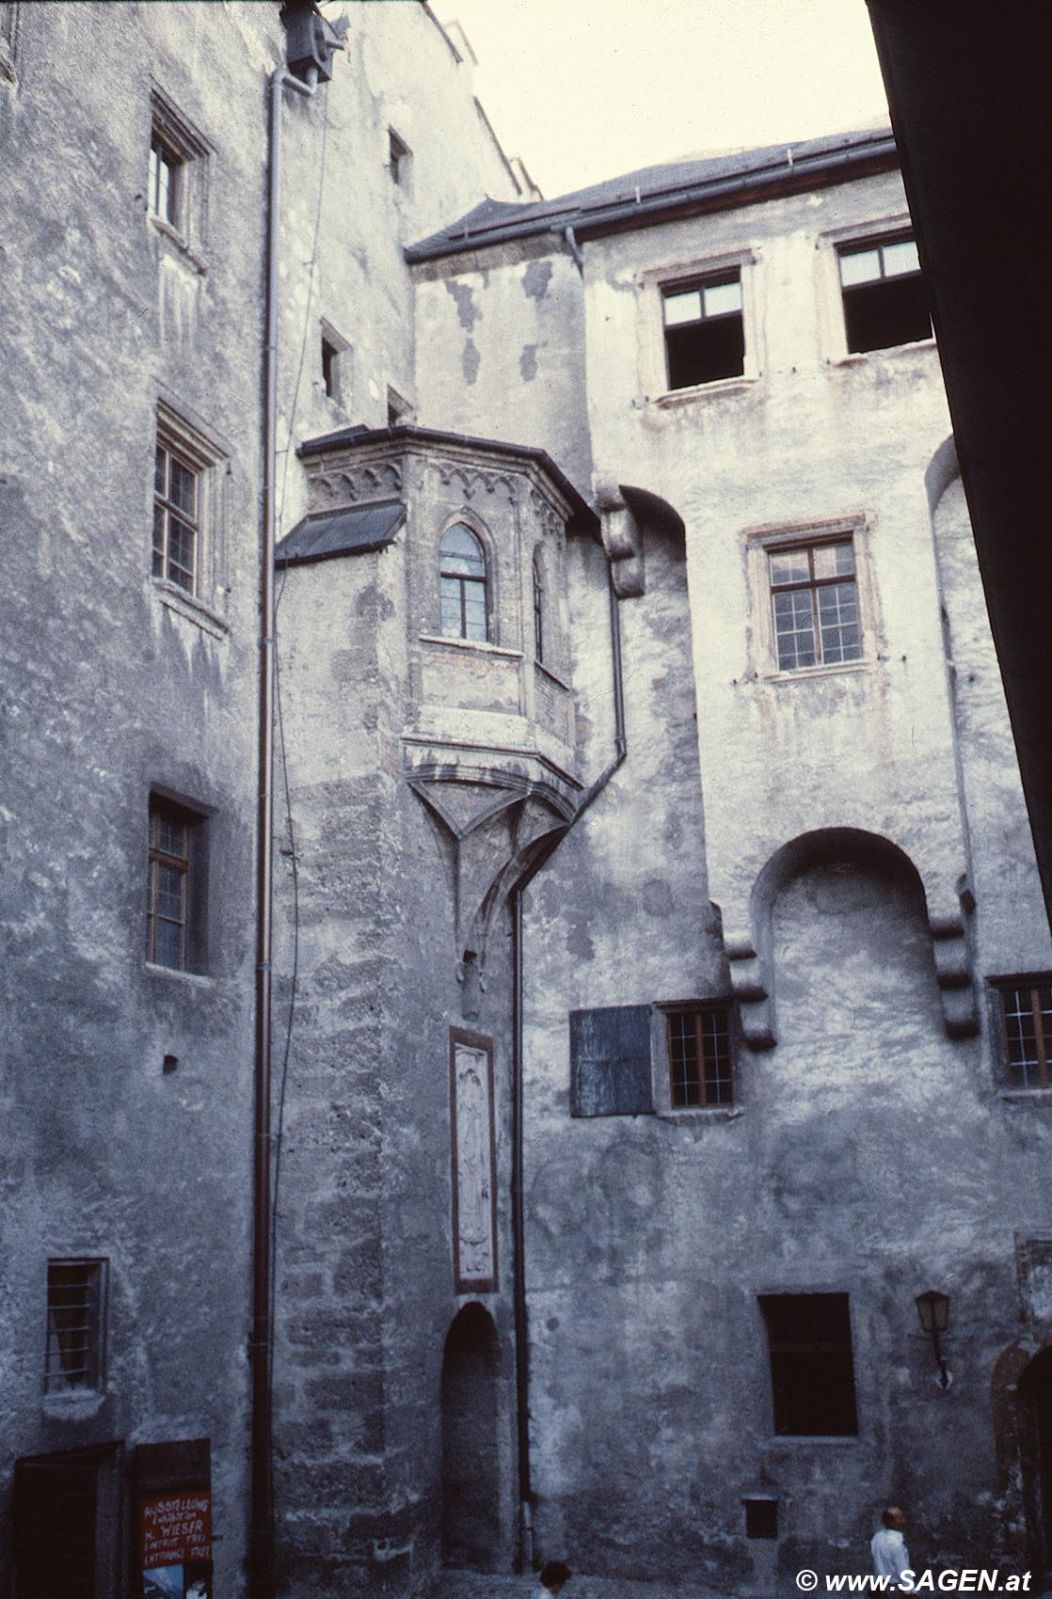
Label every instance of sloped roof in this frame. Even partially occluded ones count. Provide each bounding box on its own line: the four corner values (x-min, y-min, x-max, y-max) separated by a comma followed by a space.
407, 126, 898, 262
275, 499, 406, 568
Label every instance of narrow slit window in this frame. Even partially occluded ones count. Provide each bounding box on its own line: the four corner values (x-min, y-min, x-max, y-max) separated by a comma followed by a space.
321, 336, 339, 400
440, 524, 489, 643
769, 538, 861, 672
838, 235, 931, 353
389, 127, 411, 187
148, 135, 181, 228
666, 1006, 733, 1107
662, 272, 744, 389
45, 1259, 107, 1393
532, 551, 545, 664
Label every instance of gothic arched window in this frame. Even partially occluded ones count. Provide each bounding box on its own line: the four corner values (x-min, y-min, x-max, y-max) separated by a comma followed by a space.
440, 524, 489, 642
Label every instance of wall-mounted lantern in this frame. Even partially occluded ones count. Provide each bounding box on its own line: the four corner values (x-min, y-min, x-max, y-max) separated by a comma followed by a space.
915, 1289, 952, 1389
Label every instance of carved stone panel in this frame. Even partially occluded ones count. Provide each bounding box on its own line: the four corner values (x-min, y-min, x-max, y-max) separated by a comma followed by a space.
450, 1029, 498, 1293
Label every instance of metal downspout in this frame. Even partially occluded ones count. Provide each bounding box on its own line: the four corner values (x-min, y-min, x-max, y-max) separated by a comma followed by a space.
252, 61, 317, 1599
511, 567, 627, 1569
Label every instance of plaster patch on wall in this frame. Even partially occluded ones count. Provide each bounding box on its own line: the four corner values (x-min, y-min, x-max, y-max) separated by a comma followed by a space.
445, 278, 479, 331
462, 339, 480, 385
520, 344, 540, 382
523, 260, 553, 301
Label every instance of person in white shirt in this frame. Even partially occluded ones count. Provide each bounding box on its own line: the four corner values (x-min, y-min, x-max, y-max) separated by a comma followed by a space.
871, 1506, 911, 1581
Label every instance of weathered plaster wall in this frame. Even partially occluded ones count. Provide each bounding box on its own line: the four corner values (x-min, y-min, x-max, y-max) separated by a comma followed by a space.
0, 2, 283, 1587
412, 244, 593, 489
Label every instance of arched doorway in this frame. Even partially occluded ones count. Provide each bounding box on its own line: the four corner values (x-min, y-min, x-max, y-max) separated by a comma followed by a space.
441, 1303, 501, 1570
1019, 1347, 1052, 1575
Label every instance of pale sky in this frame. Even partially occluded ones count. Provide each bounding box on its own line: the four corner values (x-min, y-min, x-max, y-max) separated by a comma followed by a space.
437, 0, 892, 199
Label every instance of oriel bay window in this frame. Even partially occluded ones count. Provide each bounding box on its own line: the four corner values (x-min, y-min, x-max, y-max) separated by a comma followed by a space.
439, 523, 489, 642
769, 537, 861, 672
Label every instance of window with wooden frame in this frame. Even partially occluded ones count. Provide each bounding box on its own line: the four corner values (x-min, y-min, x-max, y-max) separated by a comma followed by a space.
44, 1259, 108, 1394
154, 433, 200, 593
665, 1004, 733, 1108
148, 89, 210, 256
439, 523, 489, 643
995, 978, 1052, 1090
662, 270, 745, 388
768, 536, 862, 672
838, 234, 931, 354
147, 794, 207, 972
760, 1292, 858, 1437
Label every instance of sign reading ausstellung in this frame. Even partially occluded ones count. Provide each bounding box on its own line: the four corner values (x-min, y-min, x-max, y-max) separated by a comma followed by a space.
141, 1490, 212, 1599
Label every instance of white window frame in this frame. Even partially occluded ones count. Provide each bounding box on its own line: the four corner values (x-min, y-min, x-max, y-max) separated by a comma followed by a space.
148, 87, 211, 266
743, 513, 881, 681
152, 402, 228, 634
816, 213, 935, 365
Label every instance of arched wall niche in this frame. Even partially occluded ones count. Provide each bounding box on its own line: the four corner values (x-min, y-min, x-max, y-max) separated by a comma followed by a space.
724, 826, 977, 1049
440, 1302, 502, 1572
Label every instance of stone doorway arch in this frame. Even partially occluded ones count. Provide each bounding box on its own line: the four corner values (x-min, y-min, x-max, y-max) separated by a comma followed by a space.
441, 1302, 501, 1570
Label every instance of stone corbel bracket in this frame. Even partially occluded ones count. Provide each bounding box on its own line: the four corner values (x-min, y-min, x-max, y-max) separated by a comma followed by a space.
720, 831, 979, 1051
929, 903, 979, 1039
594, 476, 645, 598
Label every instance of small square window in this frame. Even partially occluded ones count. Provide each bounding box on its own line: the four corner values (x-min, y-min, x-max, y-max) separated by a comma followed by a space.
662, 271, 744, 388
147, 794, 208, 972
838, 234, 931, 353
45, 1259, 108, 1394
387, 385, 412, 427
319, 320, 350, 406
994, 978, 1052, 1090
769, 537, 862, 672
760, 1292, 858, 1437
744, 1498, 779, 1540
665, 1005, 733, 1108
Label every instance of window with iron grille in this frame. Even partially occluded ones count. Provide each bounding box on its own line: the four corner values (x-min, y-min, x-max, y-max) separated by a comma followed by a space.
147, 794, 207, 972
45, 1260, 107, 1394
440, 524, 489, 643
665, 1005, 733, 1108
154, 435, 200, 593
996, 979, 1052, 1090
662, 271, 745, 389
760, 1292, 858, 1436
838, 235, 931, 354
769, 537, 862, 672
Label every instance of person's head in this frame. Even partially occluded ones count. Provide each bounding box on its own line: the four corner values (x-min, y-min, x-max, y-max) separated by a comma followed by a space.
540, 1560, 573, 1594
882, 1506, 907, 1532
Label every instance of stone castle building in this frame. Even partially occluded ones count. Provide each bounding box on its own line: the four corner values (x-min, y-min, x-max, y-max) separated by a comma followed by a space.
3, 3, 1051, 1597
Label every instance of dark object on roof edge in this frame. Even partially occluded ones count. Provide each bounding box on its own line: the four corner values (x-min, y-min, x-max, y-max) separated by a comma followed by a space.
276, 499, 406, 568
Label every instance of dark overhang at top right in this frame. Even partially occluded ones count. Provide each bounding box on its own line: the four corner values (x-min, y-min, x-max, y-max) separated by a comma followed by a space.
865, 0, 1052, 932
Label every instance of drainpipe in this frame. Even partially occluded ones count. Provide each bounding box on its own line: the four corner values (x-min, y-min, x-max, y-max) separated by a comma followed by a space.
510, 566, 627, 1569
251, 59, 318, 1599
